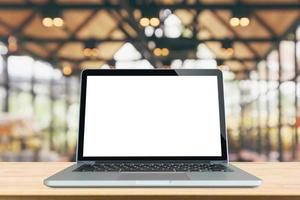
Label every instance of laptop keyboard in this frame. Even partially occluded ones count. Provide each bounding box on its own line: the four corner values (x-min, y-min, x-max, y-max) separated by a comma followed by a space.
73, 163, 229, 172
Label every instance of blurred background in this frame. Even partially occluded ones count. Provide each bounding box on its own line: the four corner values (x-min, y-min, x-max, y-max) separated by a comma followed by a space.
0, 0, 299, 162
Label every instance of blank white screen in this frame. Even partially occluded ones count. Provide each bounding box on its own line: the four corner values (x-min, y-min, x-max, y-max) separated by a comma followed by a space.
83, 76, 222, 157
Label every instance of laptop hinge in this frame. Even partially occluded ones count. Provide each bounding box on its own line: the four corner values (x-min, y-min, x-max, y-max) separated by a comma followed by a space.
77, 161, 95, 165
210, 160, 228, 165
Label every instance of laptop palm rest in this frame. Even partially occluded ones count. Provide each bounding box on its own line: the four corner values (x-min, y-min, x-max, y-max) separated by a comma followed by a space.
118, 173, 190, 180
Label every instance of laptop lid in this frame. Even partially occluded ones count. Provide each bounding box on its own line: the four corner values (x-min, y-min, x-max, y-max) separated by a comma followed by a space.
76, 69, 228, 162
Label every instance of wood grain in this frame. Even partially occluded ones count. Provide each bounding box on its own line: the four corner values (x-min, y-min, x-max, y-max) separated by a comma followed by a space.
0, 162, 299, 200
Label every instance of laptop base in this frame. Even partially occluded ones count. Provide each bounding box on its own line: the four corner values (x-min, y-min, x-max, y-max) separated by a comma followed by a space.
44, 163, 261, 187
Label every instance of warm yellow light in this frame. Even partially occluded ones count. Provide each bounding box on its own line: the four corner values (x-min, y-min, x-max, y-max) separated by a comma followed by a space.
53, 17, 64, 27
139, 17, 150, 27
240, 17, 250, 27
229, 17, 240, 27
149, 17, 160, 27
62, 65, 72, 76
218, 64, 229, 70
161, 48, 169, 56
8, 36, 18, 52
8, 36, 17, 44
91, 48, 99, 57
42, 17, 53, 27
153, 48, 162, 56
83, 48, 92, 57
224, 47, 234, 56
182, 28, 193, 38
8, 43, 17, 52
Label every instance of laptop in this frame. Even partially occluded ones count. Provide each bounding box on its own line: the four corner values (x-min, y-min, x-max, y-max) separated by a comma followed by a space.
44, 69, 261, 187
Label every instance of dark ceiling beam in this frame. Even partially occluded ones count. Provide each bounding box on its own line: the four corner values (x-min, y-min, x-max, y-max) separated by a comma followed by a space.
107, 10, 155, 67
0, 2, 298, 10
120, 1, 161, 67
56, 56, 260, 63
56, 56, 106, 63
0, 1, 46, 61
5, 4, 55, 57
159, 57, 259, 63
10, 12, 46, 54
135, 3, 300, 10
212, 3, 258, 71
252, 13, 277, 37
196, 11, 252, 71
246, 14, 300, 71
192, 10, 200, 39
201, 23, 251, 71
48, 10, 99, 59
108, 11, 136, 40
0, 3, 121, 10
0, 18, 50, 62
11, 12, 36, 35
6, 41, 50, 63
11, 2, 54, 54
0, 19, 14, 32
107, 10, 162, 67
212, 11, 261, 59
0, 36, 280, 43
107, 10, 147, 58
260, 14, 300, 62
250, 12, 278, 71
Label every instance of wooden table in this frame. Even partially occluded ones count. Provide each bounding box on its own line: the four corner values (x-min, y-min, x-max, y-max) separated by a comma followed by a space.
0, 162, 299, 200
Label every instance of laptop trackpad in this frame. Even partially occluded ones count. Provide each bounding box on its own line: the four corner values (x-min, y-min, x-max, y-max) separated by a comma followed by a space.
118, 173, 190, 180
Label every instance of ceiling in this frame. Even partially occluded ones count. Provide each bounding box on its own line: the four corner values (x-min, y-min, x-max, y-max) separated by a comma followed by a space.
0, 0, 299, 74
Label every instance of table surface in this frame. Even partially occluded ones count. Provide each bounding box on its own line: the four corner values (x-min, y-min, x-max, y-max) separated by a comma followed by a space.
0, 162, 300, 198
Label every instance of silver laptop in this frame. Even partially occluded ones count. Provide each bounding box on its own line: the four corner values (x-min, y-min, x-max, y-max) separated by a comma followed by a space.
44, 69, 261, 187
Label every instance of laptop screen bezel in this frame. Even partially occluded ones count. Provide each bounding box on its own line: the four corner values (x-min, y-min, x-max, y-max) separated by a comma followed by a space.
76, 69, 228, 162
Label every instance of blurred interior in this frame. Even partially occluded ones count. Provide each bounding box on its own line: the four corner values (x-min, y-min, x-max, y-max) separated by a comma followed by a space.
0, 0, 299, 162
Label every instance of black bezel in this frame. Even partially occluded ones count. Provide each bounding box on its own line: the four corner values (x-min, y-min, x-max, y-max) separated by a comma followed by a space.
77, 69, 228, 162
